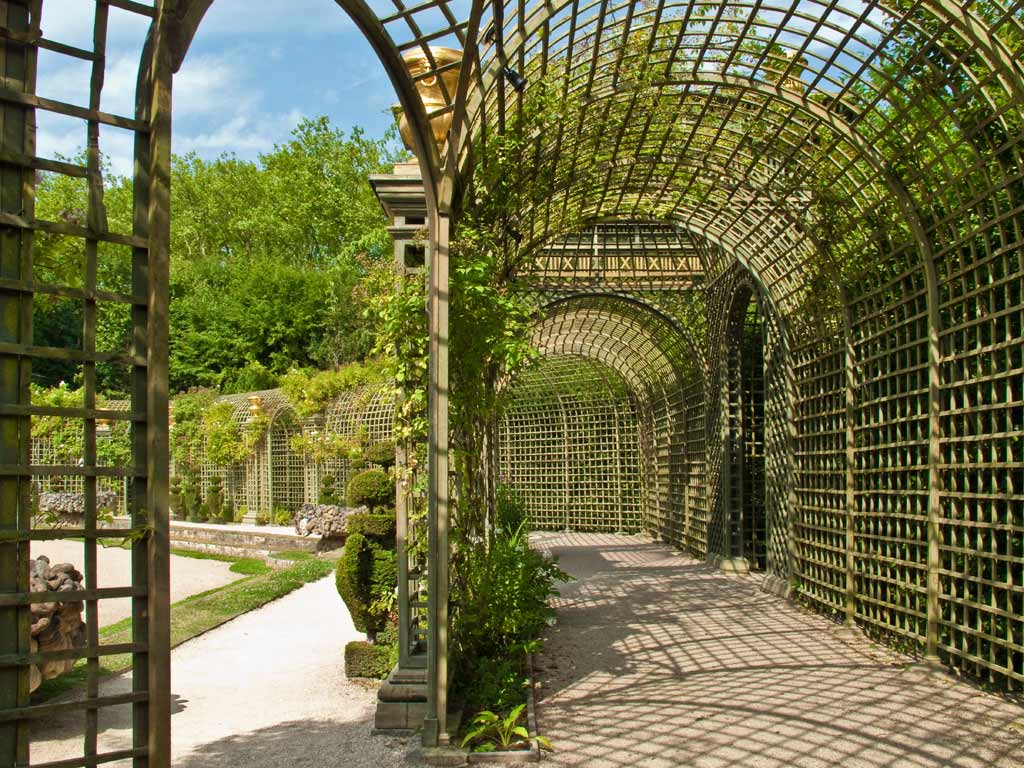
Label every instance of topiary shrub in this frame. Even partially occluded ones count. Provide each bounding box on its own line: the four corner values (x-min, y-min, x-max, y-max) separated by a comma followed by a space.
363, 440, 396, 469
346, 469, 394, 510
221, 496, 235, 524
337, 532, 375, 636
346, 513, 396, 544
169, 476, 183, 520
318, 474, 339, 506
344, 640, 394, 679
206, 476, 224, 522
181, 477, 200, 521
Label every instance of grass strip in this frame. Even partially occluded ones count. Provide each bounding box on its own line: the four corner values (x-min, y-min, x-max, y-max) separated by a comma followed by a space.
33, 557, 336, 701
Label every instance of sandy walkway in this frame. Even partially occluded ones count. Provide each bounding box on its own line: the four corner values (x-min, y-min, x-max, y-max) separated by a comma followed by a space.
531, 532, 1024, 768
30, 576, 413, 767
33, 539, 240, 627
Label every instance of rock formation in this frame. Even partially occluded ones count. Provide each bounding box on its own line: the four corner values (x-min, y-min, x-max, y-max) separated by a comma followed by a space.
29, 556, 86, 692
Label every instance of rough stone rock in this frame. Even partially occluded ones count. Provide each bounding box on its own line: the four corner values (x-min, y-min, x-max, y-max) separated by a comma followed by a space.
29, 555, 86, 692
37, 490, 120, 518
293, 503, 368, 538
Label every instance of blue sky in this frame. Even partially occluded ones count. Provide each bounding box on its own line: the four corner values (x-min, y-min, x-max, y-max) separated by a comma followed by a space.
36, 0, 403, 177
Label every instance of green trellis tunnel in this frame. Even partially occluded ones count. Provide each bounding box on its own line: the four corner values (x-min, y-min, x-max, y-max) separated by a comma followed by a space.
1, 1, 1023, 763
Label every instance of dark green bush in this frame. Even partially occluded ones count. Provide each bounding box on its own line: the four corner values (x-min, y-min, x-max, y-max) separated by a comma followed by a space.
319, 474, 339, 506
346, 469, 395, 509
363, 440, 396, 468
336, 532, 397, 642
181, 477, 200, 520
346, 513, 396, 543
206, 476, 224, 521
344, 640, 395, 679
336, 533, 376, 637
197, 503, 210, 522
221, 496, 235, 523
169, 476, 183, 520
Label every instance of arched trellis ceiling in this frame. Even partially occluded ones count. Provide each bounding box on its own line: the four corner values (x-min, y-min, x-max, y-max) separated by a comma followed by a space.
451, 0, 1024, 313
526, 294, 704, 406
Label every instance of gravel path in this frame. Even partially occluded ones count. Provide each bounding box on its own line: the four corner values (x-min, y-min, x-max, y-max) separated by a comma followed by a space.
531, 532, 1024, 768
32, 540, 240, 627
30, 576, 415, 767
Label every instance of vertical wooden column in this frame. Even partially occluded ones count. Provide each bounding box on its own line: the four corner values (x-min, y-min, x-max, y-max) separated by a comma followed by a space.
424, 212, 450, 747
924, 260, 942, 663
0, 2, 35, 763
141, 4, 174, 764
842, 294, 857, 626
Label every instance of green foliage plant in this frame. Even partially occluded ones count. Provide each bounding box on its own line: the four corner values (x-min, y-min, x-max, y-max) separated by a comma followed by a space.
461, 704, 550, 753
273, 506, 292, 526
280, 360, 386, 419
345, 469, 395, 509
255, 509, 270, 526
234, 505, 248, 524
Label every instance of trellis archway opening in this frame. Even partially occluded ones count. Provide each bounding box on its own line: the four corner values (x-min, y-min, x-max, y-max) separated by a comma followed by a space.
723, 281, 767, 572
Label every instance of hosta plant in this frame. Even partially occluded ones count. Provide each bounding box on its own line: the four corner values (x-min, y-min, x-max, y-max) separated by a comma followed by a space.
460, 704, 551, 753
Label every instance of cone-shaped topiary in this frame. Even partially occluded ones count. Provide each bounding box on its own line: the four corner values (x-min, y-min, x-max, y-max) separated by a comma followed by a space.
346, 469, 394, 510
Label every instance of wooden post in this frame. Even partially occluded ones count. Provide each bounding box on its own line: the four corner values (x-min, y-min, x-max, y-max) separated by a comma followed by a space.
142, 4, 174, 764
842, 293, 857, 626
0, 3, 35, 763
424, 213, 450, 747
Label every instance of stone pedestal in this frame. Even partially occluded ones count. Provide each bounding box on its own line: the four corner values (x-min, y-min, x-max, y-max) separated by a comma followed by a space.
374, 663, 428, 732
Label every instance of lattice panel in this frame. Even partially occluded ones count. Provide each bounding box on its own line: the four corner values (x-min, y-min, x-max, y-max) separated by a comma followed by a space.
936, 182, 1024, 690
849, 258, 931, 649
792, 340, 847, 614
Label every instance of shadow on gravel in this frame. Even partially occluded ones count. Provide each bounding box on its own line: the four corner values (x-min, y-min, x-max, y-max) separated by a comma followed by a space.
176, 718, 410, 768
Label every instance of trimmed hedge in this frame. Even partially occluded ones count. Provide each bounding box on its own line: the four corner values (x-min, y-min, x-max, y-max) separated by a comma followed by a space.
346, 513, 396, 543
346, 469, 394, 509
336, 533, 374, 634
344, 640, 396, 679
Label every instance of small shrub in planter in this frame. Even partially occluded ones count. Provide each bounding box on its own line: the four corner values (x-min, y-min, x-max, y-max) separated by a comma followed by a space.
180, 478, 200, 520
345, 513, 396, 544
318, 474, 339, 506
221, 497, 235, 524
169, 476, 184, 520
234, 505, 248, 523
346, 469, 394, 510
197, 503, 211, 522
255, 509, 270, 526
206, 477, 224, 522
344, 640, 395, 679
